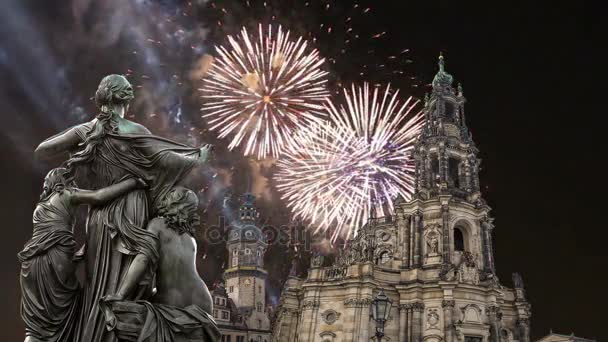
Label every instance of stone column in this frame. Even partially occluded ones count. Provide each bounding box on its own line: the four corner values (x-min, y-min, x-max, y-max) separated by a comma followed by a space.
471, 157, 480, 192
487, 306, 502, 342
399, 304, 409, 342
481, 219, 495, 273
413, 213, 421, 267
442, 300, 455, 342
425, 151, 433, 189
401, 215, 411, 268
441, 204, 450, 264
463, 155, 472, 192
439, 145, 448, 187
409, 214, 416, 268
517, 318, 530, 342
411, 302, 425, 342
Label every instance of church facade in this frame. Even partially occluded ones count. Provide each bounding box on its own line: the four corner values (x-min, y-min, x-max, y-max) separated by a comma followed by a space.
271, 55, 532, 342
212, 194, 273, 342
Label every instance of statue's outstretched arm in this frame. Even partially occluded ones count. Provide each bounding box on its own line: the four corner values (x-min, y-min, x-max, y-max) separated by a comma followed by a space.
34, 126, 83, 161
69, 178, 146, 206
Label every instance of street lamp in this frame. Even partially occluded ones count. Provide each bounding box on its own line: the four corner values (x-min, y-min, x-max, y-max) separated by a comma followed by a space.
371, 289, 392, 342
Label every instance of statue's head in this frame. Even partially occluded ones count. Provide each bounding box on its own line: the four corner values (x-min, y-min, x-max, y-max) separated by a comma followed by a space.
157, 187, 200, 236
40, 167, 74, 201
95, 74, 134, 117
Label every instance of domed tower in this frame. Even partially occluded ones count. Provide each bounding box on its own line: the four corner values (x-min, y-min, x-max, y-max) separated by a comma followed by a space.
224, 193, 270, 331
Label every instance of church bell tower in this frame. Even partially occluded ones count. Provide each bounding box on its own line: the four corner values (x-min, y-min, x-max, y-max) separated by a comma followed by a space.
224, 193, 270, 331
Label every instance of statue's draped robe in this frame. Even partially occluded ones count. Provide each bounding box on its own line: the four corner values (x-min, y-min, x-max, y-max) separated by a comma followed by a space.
18, 192, 80, 342
100, 301, 220, 342
73, 126, 201, 342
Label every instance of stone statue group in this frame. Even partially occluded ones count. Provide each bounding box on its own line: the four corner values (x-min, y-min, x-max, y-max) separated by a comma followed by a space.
19, 75, 221, 342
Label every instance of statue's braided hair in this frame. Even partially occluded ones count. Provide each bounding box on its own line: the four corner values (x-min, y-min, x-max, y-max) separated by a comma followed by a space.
66, 75, 134, 180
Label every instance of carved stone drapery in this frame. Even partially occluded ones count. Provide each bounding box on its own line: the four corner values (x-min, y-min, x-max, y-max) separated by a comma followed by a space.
343, 297, 373, 308
301, 299, 320, 310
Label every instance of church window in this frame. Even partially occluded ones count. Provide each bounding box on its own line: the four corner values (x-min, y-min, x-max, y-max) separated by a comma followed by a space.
257, 302, 262, 312
229, 286, 234, 293
233, 249, 238, 255
258, 285, 262, 294
448, 157, 461, 189
379, 251, 391, 264
431, 157, 440, 184
454, 227, 465, 252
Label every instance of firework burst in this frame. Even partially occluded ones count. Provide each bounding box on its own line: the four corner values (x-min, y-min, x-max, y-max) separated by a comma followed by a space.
276, 83, 424, 241
199, 24, 330, 159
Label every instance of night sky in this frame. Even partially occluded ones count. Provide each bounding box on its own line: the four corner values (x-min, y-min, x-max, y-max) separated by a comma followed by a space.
0, 0, 602, 341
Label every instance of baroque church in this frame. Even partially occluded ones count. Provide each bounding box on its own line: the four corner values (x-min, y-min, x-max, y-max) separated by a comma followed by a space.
211, 193, 273, 342
271, 55, 532, 342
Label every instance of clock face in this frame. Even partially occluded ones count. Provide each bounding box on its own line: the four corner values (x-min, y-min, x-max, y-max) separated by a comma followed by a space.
245, 230, 254, 238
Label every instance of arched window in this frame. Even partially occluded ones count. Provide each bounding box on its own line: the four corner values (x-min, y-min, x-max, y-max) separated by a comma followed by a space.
454, 227, 465, 252
448, 157, 461, 189
377, 251, 391, 265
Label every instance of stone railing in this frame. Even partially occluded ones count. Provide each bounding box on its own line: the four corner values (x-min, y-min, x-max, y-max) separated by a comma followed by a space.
323, 265, 348, 280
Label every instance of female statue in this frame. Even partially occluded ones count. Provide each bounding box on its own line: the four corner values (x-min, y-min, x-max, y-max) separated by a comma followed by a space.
19, 168, 146, 342
35, 74, 210, 342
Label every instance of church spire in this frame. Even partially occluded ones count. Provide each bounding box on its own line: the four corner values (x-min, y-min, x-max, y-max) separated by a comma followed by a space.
413, 53, 481, 203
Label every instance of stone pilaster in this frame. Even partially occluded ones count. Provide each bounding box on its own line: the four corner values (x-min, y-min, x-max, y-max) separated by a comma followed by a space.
486, 305, 503, 342
411, 302, 425, 342
471, 156, 480, 192
438, 144, 448, 187
425, 150, 433, 189
402, 214, 411, 268
517, 318, 530, 342
481, 218, 495, 273
442, 300, 455, 342
441, 204, 450, 263
399, 304, 409, 342
463, 158, 472, 192
413, 213, 422, 267
409, 214, 416, 268
344, 298, 373, 342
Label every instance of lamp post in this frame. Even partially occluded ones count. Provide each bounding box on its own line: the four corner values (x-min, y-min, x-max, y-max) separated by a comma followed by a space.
371, 289, 392, 342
